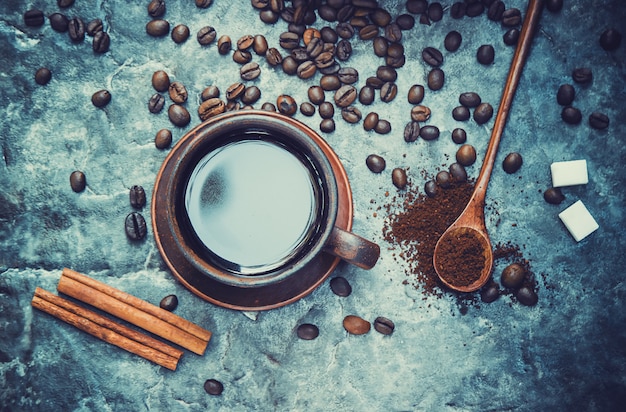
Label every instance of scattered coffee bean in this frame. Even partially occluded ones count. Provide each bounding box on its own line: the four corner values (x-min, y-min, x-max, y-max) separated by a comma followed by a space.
253, 34, 268, 55
392, 168, 408, 189
225, 82, 245, 101
436, 170, 452, 188
450, 2, 467, 19
129, 185, 147, 209
477, 44, 495, 65
204, 379, 224, 396
296, 323, 319, 340
320, 74, 341, 91
465, 1, 484, 17
515, 286, 538, 306
545, 0, 563, 12
49, 13, 70, 32
428, 2, 444, 21
152, 70, 170, 92
556, 84, 575, 106
501, 263, 526, 289
198, 98, 225, 121
159, 294, 178, 311
168, 104, 191, 127
146, 19, 169, 37
197, 26, 217, 45
171, 24, 190, 44
334, 85, 357, 107
373, 36, 388, 57
366, 76, 384, 89
373, 316, 395, 335
488, 0, 505, 21
473, 102, 494, 124
359, 86, 375, 105
147, 0, 166, 17
588, 112, 609, 130
259, 9, 279, 24
406, 0, 428, 14
600, 28, 621, 51
318, 101, 334, 119
456, 144, 477, 166
451, 128, 467, 144
501, 8, 522, 27
92, 31, 111, 53
70, 171, 86, 193
336, 39, 353, 61
68, 17, 86, 42
449, 163, 467, 182
427, 68, 445, 91
459, 92, 481, 108
363, 112, 379, 131
422, 47, 444, 67
330, 276, 353, 296
396, 13, 415, 30
125, 212, 147, 240
411, 105, 431, 122
407, 84, 425, 105
502, 152, 523, 174
91, 90, 111, 108
261, 102, 276, 111
424, 179, 437, 197
148, 93, 165, 113
419, 125, 439, 141
480, 283, 500, 303
24, 9, 45, 27
572, 67, 592, 84
374, 119, 391, 134
343, 315, 371, 335
320, 118, 335, 133
503, 28, 520, 46
281, 56, 298, 75
196, 0, 213, 8
155, 129, 172, 149
241, 62, 261, 80
543, 187, 565, 204
404, 121, 420, 142
217, 35, 232, 55
168, 82, 188, 104
380, 82, 398, 103
35, 68, 52, 85
561, 106, 582, 124
444, 30, 462, 52
58, 0, 75, 7
452, 106, 470, 121
300, 102, 315, 116
307, 86, 325, 105
341, 106, 362, 124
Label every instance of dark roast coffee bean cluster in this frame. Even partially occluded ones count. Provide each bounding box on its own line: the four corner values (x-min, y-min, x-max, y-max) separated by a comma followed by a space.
556, 69, 610, 130
481, 262, 537, 306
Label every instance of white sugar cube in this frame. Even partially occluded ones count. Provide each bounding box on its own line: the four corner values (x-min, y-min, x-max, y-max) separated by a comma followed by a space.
558, 200, 599, 242
550, 159, 588, 187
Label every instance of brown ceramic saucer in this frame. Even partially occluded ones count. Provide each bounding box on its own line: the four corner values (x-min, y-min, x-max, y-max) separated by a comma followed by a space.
151, 111, 353, 311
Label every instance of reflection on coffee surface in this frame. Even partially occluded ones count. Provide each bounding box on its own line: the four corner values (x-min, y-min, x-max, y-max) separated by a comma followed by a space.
185, 138, 320, 274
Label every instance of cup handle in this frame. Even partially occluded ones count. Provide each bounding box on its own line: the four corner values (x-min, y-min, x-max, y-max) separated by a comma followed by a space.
323, 226, 380, 270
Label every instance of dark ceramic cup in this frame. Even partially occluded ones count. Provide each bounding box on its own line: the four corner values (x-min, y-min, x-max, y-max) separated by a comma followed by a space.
161, 110, 379, 289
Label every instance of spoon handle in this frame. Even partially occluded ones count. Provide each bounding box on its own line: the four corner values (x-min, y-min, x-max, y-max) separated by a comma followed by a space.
473, 0, 544, 198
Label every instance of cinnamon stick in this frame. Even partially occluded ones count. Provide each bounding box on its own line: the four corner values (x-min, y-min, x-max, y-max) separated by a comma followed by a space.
32, 287, 180, 371
58, 272, 210, 355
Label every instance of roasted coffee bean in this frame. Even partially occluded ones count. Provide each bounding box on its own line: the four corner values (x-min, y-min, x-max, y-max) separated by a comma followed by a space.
300, 102, 316, 116
545, 0, 563, 12
501, 263, 526, 289
91, 90, 111, 108
58, 0, 75, 7
487, 0, 505, 21
359, 86, 375, 105
428, 2, 444, 21
436, 170, 452, 188
392, 168, 407, 189
318, 74, 339, 91
198, 98, 225, 121
197, 26, 217, 45
196, 0, 213, 8
92, 31, 110, 53
374, 119, 391, 134
406, 0, 428, 14
556, 84, 575, 106
444, 30, 462, 52
320, 118, 335, 133
296, 323, 319, 340
86, 18, 103, 36
502, 152, 523, 174
450, 2, 467, 19
125, 212, 147, 240
128, 185, 147, 210
424, 180, 437, 197
155, 128, 172, 149
320, 26, 338, 43
168, 104, 191, 127
480, 283, 500, 303
306, 38, 324, 60
503, 28, 520, 45
261, 102, 276, 112
168, 82, 188, 104
370, 8, 392, 27
380, 82, 397, 103
233, 50, 252, 64
404, 121, 420, 142
171, 24, 190, 44
330, 276, 353, 296
376, 66, 397, 82
572, 67, 592, 84
451, 128, 467, 144
147, 0, 166, 17
146, 19, 169, 37
477, 44, 495, 65
387, 43, 405, 59
516, 286, 538, 306
308, 86, 325, 105
419, 13, 431, 26
363, 112, 379, 131
253, 34, 268, 55
456, 144, 476, 166
452, 106, 470, 121
600, 28, 621, 51
561, 106, 582, 124
302, 27, 321, 45
226, 100, 240, 112
317, 4, 337, 21
200, 86, 219, 101
236, 34, 254, 51
411, 105, 431, 122
203, 379, 224, 396
158, 294, 178, 311
473, 102, 494, 124
148, 93, 165, 113
35, 68, 52, 85
152, 71, 170, 93
337, 67, 359, 84
359, 24, 379, 40
449, 163, 467, 182
396, 13, 415, 30
24, 9, 45, 27
281, 56, 298, 75
269, 0, 284, 13
589, 112, 609, 130
373, 316, 394, 335
427, 68, 445, 91
419, 125, 439, 141
217, 35, 232, 55
69, 17, 86, 42
341, 106, 362, 123
407, 84, 425, 105
49, 13, 70, 32
373, 36, 389, 57
385, 23, 402, 43
70, 170, 86, 193
543, 187, 565, 204
318, 101, 335, 119
388, 56, 406, 68
459, 92, 481, 108
366, 76, 384, 89
314, 51, 336, 69
266, 47, 283, 66
501, 8, 522, 27
422, 47, 444, 67
335, 22, 354, 39
240, 62, 261, 80
334, 85, 357, 107
279, 31, 300, 49
277, 94, 297, 116
226, 82, 245, 101
295, 61, 315, 79
242, 86, 261, 105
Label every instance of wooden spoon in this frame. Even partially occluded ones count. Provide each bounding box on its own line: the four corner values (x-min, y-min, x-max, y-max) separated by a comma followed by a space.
433, 0, 544, 293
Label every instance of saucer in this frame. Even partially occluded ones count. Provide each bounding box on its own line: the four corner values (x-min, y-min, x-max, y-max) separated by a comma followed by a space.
152, 112, 353, 311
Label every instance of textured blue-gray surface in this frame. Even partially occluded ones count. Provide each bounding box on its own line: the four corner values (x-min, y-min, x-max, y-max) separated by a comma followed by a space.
1, 0, 625, 411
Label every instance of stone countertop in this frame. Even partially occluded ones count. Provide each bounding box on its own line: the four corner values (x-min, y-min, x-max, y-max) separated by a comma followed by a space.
1, 0, 625, 410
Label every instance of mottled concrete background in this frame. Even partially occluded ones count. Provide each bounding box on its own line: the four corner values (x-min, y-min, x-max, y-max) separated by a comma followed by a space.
1, 0, 625, 411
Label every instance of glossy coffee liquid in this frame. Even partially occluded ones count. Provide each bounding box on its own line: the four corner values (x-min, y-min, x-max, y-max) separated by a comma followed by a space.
184, 138, 320, 274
